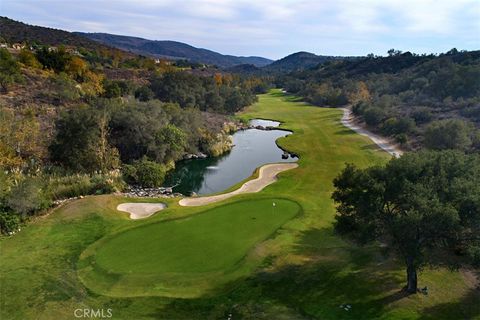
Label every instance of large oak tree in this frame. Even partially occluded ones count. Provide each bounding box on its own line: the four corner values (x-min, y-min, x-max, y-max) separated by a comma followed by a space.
332, 151, 480, 293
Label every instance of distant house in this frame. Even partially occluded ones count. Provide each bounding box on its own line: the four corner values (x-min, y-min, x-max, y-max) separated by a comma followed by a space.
12, 43, 25, 50
0, 43, 7, 49
48, 46, 57, 52
65, 47, 81, 56
154, 59, 161, 64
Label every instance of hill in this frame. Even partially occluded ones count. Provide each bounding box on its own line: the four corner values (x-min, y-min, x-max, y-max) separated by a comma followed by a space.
75, 32, 273, 68
281, 49, 480, 150
263, 51, 349, 73
225, 63, 261, 74
0, 17, 119, 53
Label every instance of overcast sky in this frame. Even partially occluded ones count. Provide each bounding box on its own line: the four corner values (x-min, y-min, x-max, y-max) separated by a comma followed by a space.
1, 0, 479, 59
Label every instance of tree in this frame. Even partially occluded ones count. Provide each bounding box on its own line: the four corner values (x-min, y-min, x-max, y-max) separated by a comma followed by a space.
49, 105, 119, 172
363, 107, 385, 126
155, 124, 187, 162
65, 56, 88, 80
0, 48, 22, 93
122, 158, 167, 187
332, 151, 480, 293
134, 85, 154, 101
35, 47, 71, 73
424, 119, 476, 151
18, 49, 41, 68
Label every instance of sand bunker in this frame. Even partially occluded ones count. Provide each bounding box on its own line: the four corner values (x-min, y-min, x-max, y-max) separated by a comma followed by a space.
179, 163, 298, 207
117, 203, 166, 219
341, 108, 403, 158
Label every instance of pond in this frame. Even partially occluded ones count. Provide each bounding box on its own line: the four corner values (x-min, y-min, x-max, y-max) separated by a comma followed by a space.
163, 119, 297, 195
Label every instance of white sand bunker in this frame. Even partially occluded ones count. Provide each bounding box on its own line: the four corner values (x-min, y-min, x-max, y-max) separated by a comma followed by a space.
117, 203, 166, 219
179, 162, 298, 207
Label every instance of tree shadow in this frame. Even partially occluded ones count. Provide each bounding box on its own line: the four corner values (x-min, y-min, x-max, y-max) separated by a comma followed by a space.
361, 143, 382, 151
336, 129, 355, 135
420, 287, 480, 320
420, 269, 480, 320
145, 227, 478, 319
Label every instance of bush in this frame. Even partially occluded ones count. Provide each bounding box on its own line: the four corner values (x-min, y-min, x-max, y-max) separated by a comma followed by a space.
134, 85, 154, 101
7, 178, 51, 216
46, 172, 124, 199
412, 107, 433, 124
122, 158, 167, 187
0, 211, 21, 234
364, 107, 385, 126
352, 101, 370, 116
103, 80, 121, 98
424, 119, 476, 151
47, 174, 93, 200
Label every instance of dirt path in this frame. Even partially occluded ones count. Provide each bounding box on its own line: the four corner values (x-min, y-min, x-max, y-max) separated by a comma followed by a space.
117, 203, 166, 219
179, 163, 298, 207
341, 107, 403, 158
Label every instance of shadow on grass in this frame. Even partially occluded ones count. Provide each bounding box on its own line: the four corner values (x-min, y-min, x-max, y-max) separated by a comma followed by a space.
420, 276, 480, 320
145, 227, 479, 319
336, 129, 355, 135
361, 143, 382, 151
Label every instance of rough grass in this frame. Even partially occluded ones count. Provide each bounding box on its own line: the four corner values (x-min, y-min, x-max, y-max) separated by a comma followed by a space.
1, 90, 478, 319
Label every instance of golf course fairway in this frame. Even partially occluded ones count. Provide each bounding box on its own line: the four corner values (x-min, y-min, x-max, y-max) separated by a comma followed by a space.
1, 90, 478, 319
78, 198, 301, 297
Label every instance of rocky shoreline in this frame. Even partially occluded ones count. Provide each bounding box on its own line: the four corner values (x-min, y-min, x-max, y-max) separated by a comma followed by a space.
122, 186, 183, 198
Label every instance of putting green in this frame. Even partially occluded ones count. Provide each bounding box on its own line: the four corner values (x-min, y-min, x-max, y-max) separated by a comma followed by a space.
78, 198, 301, 297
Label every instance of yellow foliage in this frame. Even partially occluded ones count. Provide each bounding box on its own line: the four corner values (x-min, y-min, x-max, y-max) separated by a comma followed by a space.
81, 70, 105, 96
66, 56, 88, 79
349, 81, 371, 104
214, 73, 223, 85
0, 107, 45, 169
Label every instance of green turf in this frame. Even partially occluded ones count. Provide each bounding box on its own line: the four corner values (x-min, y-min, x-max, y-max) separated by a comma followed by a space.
1, 90, 478, 319
94, 199, 300, 274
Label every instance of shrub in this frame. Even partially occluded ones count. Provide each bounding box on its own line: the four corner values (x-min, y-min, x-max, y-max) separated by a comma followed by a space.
7, 178, 51, 216
364, 107, 385, 126
134, 85, 154, 101
122, 158, 167, 187
46, 172, 124, 199
424, 119, 476, 151
412, 107, 433, 124
0, 211, 21, 234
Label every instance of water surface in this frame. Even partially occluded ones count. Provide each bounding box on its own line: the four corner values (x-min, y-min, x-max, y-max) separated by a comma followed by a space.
163, 119, 296, 195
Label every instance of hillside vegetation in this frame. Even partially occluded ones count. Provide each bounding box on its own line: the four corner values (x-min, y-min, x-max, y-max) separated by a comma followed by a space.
0, 18, 267, 234
280, 49, 480, 150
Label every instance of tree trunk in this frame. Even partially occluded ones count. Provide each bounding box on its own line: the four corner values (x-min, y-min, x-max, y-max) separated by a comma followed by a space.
406, 257, 417, 294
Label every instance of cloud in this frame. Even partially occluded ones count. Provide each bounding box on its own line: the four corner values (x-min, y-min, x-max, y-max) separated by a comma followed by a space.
1, 0, 479, 58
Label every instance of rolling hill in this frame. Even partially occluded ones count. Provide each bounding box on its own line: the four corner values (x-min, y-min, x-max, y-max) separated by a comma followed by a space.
0, 17, 119, 53
262, 51, 351, 73
75, 32, 273, 68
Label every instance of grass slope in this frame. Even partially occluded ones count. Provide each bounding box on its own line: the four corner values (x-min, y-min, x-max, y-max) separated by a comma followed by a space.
0, 90, 478, 319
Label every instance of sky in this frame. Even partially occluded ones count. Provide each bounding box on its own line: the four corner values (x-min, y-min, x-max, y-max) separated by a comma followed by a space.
1, 0, 479, 59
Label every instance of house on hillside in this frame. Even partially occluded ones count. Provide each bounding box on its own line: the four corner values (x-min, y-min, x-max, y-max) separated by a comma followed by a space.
65, 47, 81, 55
12, 43, 25, 50
0, 43, 7, 48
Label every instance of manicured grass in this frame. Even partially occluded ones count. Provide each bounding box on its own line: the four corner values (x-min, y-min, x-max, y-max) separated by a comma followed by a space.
95, 199, 299, 274
77, 198, 300, 297
1, 90, 478, 319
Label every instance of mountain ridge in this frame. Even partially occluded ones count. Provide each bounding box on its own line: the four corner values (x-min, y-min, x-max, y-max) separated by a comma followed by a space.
75, 32, 273, 68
